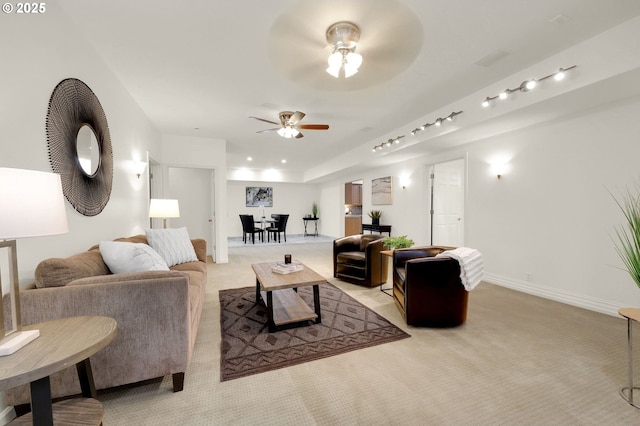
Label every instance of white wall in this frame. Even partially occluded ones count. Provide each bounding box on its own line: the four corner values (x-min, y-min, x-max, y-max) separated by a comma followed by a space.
227, 181, 325, 238
464, 96, 640, 314
0, 8, 161, 286
319, 95, 640, 316
0, 8, 164, 423
317, 159, 433, 245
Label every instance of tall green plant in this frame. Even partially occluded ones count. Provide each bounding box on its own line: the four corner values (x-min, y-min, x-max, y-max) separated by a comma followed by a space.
612, 186, 640, 289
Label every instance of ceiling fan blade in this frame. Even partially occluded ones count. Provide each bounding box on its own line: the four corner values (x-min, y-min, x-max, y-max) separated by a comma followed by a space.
295, 132, 304, 139
298, 124, 329, 130
249, 116, 280, 126
289, 111, 305, 125
256, 128, 280, 133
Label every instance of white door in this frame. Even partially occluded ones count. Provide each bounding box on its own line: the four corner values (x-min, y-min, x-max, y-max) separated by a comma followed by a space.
168, 167, 215, 261
431, 158, 465, 246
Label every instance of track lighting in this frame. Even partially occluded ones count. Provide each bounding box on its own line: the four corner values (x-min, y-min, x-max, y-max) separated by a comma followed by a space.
409, 111, 463, 137
372, 135, 404, 152
481, 65, 576, 108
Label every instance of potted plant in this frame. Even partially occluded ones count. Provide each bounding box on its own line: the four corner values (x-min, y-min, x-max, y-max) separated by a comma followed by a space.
312, 202, 318, 218
368, 209, 382, 225
613, 186, 640, 289
383, 235, 414, 250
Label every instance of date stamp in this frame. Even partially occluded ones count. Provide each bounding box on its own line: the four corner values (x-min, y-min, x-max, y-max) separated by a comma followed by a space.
2, 2, 46, 14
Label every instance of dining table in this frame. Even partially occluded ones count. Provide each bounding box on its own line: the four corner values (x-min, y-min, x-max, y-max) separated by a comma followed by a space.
255, 218, 276, 232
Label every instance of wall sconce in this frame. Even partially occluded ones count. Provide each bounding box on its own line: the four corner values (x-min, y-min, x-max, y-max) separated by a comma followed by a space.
134, 161, 147, 179
399, 175, 411, 189
492, 163, 507, 179
481, 65, 577, 108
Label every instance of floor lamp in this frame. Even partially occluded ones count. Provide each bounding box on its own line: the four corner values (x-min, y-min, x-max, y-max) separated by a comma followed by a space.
149, 199, 180, 228
0, 168, 68, 355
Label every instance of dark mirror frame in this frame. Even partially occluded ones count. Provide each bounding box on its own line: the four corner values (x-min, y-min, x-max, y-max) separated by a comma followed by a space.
46, 78, 113, 216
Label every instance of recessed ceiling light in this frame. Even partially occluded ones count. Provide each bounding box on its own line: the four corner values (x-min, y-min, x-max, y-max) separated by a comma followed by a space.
247, 157, 252, 161
281, 159, 287, 164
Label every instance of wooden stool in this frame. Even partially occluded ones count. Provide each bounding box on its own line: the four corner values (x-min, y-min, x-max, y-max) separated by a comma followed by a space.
619, 308, 640, 408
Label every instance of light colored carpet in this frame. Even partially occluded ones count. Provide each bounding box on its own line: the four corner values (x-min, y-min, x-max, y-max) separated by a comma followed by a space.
98, 242, 640, 425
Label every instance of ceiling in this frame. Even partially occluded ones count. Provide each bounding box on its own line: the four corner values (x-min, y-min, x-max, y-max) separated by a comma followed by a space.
58, 0, 640, 183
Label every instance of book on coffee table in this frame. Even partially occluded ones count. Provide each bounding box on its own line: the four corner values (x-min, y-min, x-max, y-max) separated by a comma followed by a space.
272, 261, 303, 275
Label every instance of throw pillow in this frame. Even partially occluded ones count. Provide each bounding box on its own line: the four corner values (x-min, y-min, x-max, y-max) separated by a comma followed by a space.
145, 227, 198, 267
99, 241, 169, 274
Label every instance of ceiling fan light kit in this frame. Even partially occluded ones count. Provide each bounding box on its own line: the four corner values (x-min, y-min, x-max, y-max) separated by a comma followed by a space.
277, 126, 300, 139
325, 21, 362, 78
250, 110, 329, 139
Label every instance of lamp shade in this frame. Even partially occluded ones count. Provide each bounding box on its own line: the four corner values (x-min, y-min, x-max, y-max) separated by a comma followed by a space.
0, 168, 69, 239
149, 199, 180, 218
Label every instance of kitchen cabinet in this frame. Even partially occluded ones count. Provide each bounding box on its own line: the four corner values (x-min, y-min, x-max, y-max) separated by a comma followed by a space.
345, 216, 362, 236
345, 183, 362, 205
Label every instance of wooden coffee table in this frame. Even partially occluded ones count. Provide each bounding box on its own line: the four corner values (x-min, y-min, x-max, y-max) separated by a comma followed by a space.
252, 262, 327, 332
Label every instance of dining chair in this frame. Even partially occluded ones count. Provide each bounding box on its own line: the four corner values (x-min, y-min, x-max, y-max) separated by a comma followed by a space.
266, 214, 289, 243
239, 214, 264, 244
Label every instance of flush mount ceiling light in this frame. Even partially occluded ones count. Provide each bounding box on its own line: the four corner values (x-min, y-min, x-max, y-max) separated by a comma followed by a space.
326, 21, 363, 78
481, 65, 577, 108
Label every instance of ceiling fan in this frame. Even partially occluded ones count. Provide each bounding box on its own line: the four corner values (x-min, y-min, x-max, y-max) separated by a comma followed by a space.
249, 111, 329, 139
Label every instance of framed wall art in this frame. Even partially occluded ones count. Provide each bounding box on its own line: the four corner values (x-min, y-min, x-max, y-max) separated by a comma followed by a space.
46, 78, 113, 216
246, 186, 273, 207
372, 176, 392, 205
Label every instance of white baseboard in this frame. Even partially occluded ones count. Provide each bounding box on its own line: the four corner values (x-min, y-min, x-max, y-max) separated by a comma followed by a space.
483, 273, 623, 317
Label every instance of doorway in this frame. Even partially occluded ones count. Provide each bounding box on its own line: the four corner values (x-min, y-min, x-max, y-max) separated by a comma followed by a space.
167, 167, 216, 261
430, 158, 465, 246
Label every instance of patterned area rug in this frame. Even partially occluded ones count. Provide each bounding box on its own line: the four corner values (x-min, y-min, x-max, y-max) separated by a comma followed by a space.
219, 283, 410, 381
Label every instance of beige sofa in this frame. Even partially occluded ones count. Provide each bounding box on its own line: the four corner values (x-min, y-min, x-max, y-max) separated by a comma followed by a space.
3, 234, 206, 405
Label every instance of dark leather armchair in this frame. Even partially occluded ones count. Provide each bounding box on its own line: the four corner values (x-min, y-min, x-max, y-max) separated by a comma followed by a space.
333, 234, 388, 287
392, 246, 468, 327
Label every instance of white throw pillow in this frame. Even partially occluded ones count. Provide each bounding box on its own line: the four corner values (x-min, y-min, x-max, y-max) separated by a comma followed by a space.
145, 227, 198, 267
99, 241, 169, 274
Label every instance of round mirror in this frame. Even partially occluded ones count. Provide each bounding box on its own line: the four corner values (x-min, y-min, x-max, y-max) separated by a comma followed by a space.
46, 78, 113, 217
76, 124, 100, 176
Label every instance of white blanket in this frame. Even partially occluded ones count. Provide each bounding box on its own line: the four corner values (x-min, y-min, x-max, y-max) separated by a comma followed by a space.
435, 247, 483, 291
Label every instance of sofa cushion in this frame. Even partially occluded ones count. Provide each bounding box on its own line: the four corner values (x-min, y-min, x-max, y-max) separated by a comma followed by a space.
170, 260, 206, 275
145, 227, 198, 267
99, 241, 170, 274
35, 249, 110, 288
